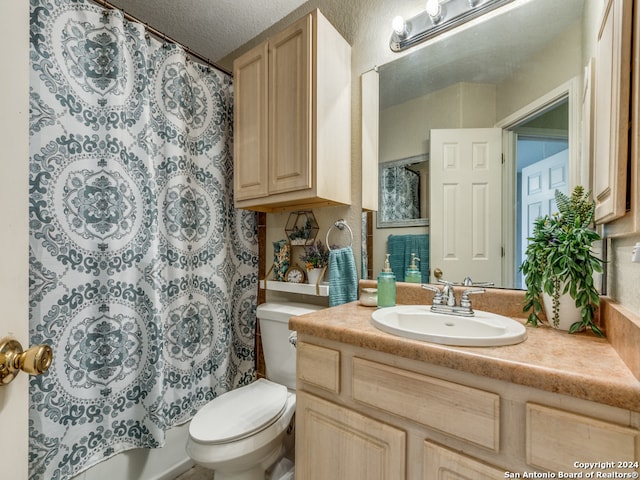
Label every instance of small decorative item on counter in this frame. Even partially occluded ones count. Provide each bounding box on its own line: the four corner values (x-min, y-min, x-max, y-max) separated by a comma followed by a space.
301, 240, 336, 285
520, 186, 604, 335
359, 288, 378, 307
300, 240, 330, 269
284, 265, 306, 283
273, 239, 290, 281
306, 267, 324, 285
404, 253, 421, 283
377, 254, 396, 308
285, 211, 319, 246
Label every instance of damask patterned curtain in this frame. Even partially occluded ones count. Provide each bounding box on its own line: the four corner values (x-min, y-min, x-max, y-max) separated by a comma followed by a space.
380, 166, 421, 222
28, 1, 258, 478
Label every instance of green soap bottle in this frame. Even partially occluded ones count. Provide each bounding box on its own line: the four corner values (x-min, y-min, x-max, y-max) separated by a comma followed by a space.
377, 254, 396, 308
405, 253, 421, 283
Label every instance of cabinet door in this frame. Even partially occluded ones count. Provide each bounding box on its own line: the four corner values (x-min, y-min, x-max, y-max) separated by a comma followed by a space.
592, 0, 632, 223
526, 403, 639, 473
233, 42, 269, 201
268, 14, 312, 195
423, 442, 504, 480
296, 392, 406, 480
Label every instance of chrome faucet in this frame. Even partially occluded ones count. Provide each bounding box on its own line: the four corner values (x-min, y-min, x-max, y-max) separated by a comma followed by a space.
422, 281, 485, 317
461, 276, 495, 287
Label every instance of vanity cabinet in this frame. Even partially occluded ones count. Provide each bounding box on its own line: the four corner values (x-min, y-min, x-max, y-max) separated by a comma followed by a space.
600, 0, 640, 234
296, 392, 406, 480
592, 0, 633, 224
423, 442, 505, 479
295, 337, 640, 480
232, 9, 351, 212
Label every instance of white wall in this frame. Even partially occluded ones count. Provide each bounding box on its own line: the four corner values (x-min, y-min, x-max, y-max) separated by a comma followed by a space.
495, 23, 583, 120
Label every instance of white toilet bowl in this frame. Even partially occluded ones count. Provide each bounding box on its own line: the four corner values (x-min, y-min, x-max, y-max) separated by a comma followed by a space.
186, 302, 323, 480
186, 378, 296, 480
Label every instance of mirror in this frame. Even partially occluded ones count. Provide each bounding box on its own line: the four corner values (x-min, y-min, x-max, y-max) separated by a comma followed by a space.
378, 154, 429, 228
371, 0, 600, 288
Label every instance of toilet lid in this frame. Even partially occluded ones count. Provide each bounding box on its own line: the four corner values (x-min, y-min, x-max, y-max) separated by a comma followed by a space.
189, 378, 288, 444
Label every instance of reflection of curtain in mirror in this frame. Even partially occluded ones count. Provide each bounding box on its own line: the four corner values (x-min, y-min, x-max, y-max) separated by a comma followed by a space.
381, 166, 420, 221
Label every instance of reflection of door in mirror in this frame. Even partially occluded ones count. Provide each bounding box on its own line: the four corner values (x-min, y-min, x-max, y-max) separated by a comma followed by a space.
429, 128, 503, 286
516, 100, 569, 288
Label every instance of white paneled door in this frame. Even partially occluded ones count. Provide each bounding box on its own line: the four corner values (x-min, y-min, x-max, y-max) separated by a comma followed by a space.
520, 149, 569, 286
430, 128, 503, 286
0, 1, 30, 479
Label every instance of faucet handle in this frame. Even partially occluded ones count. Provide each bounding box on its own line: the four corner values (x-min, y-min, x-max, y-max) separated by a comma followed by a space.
421, 284, 443, 305
460, 288, 485, 308
421, 284, 439, 293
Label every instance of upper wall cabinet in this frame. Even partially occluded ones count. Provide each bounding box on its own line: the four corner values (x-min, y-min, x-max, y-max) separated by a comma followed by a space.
592, 0, 632, 225
601, 0, 640, 235
233, 9, 352, 212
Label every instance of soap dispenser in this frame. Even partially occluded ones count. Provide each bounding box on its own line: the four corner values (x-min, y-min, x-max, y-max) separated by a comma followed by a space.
405, 253, 421, 283
377, 254, 396, 308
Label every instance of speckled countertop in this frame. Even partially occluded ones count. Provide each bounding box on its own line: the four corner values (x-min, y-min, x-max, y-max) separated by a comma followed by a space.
289, 283, 640, 413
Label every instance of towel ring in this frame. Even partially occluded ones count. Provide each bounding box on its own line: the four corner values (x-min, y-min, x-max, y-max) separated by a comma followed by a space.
326, 220, 353, 250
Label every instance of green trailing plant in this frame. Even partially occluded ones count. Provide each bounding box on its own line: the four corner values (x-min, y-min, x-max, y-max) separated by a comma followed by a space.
520, 186, 604, 336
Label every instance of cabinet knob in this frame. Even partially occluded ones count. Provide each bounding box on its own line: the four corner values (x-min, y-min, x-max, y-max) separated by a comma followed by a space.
0, 336, 53, 385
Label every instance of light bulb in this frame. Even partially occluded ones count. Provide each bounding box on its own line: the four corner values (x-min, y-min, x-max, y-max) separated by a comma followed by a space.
392, 15, 408, 37
426, 0, 441, 17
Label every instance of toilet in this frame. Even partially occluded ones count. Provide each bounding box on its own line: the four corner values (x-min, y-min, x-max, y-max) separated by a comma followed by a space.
186, 302, 323, 480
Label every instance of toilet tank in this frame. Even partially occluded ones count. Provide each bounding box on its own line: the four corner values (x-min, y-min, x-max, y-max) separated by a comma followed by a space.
257, 302, 323, 390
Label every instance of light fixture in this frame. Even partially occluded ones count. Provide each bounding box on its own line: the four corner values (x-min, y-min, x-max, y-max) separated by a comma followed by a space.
425, 0, 443, 24
391, 15, 409, 38
390, 0, 515, 52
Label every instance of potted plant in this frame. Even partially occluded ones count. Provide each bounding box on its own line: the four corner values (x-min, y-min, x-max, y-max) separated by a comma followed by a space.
520, 186, 604, 336
300, 240, 331, 284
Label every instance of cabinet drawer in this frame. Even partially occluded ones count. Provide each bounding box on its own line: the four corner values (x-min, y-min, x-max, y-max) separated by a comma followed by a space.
526, 403, 640, 472
297, 342, 340, 393
352, 357, 500, 451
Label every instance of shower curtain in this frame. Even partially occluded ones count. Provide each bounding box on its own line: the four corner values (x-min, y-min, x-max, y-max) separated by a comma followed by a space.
380, 166, 420, 222
28, 1, 258, 478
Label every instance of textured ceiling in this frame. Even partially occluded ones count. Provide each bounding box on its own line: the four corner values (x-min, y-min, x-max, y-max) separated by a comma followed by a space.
106, 0, 309, 67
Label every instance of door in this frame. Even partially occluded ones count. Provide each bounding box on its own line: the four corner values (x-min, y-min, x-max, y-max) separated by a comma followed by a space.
429, 128, 503, 285
0, 1, 30, 478
296, 391, 406, 480
268, 13, 312, 195
233, 41, 269, 201
592, 0, 632, 223
520, 149, 569, 286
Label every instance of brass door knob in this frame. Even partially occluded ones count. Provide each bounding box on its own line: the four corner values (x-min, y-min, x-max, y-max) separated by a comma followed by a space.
434, 268, 443, 280
0, 336, 53, 386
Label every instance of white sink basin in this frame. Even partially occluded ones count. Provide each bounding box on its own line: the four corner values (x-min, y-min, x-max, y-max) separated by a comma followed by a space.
370, 305, 527, 347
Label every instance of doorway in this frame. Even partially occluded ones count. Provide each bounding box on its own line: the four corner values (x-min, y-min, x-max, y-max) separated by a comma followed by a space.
510, 98, 570, 288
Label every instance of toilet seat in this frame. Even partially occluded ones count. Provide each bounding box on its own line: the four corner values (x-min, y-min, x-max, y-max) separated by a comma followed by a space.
189, 379, 288, 444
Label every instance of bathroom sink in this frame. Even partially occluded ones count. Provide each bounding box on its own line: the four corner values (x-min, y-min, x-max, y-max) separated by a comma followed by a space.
370, 305, 527, 347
